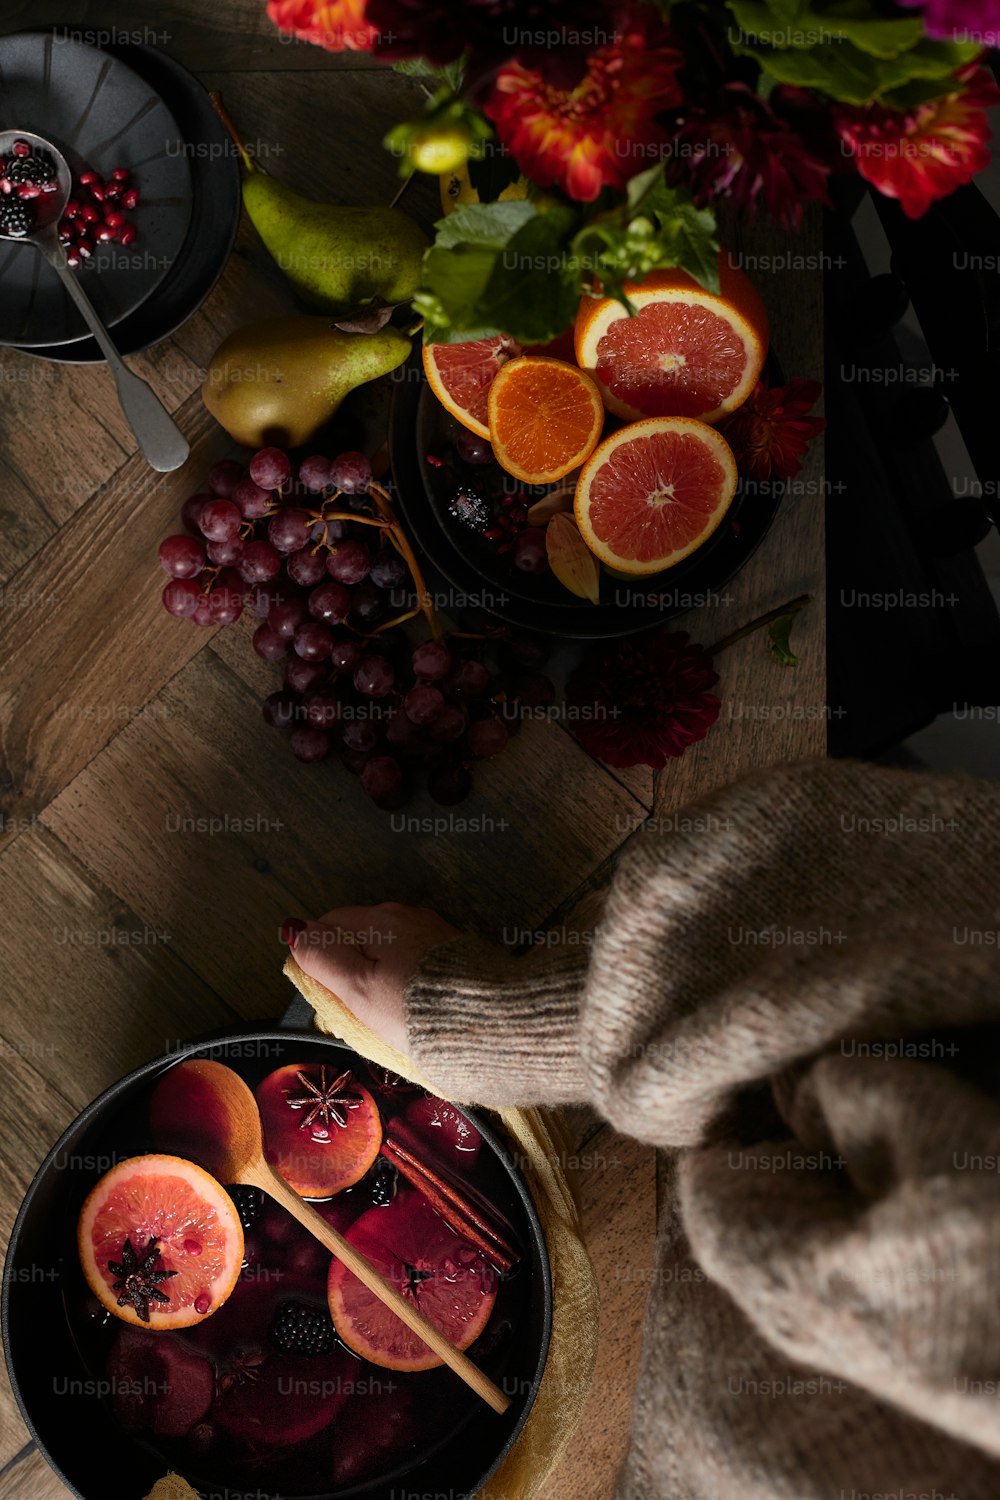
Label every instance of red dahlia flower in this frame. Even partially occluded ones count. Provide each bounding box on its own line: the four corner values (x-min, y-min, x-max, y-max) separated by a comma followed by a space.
835, 64, 1000, 219
718, 379, 826, 483
566, 631, 720, 769
266, 0, 376, 49
483, 11, 682, 202
667, 84, 831, 230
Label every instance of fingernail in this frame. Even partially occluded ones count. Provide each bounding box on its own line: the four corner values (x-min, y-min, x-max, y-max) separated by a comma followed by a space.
280, 917, 307, 947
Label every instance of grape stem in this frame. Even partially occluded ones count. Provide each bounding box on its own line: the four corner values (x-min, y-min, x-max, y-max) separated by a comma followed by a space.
366, 481, 445, 642
705, 594, 812, 656
372, 606, 421, 635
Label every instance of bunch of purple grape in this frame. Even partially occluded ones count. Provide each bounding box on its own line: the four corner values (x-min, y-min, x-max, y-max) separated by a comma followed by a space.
157, 446, 555, 808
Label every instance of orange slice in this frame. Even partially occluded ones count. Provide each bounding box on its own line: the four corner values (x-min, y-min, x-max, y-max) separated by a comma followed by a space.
422, 334, 521, 438
487, 356, 604, 484
574, 417, 738, 576
77, 1154, 244, 1329
575, 256, 769, 424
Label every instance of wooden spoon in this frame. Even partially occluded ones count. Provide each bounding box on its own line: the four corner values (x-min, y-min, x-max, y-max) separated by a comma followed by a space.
167, 1058, 509, 1415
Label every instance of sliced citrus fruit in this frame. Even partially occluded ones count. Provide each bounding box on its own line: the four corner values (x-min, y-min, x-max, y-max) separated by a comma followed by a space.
574, 417, 738, 575
488, 356, 604, 484
328, 1191, 497, 1372
256, 1062, 382, 1199
422, 333, 521, 438
77, 1154, 244, 1330
575, 256, 769, 424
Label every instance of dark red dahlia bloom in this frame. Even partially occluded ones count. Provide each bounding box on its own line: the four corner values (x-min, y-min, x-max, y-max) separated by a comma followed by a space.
834, 64, 1000, 220
897, 0, 1000, 43
718, 378, 826, 483
566, 631, 720, 770
666, 83, 831, 230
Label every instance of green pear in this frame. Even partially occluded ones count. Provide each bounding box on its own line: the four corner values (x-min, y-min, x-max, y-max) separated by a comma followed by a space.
202, 316, 411, 448
241, 171, 428, 314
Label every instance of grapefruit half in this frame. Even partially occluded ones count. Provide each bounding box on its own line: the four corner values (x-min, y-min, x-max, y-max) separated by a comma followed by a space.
422, 334, 521, 438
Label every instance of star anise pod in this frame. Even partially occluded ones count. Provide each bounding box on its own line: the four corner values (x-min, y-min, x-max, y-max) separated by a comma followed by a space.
218, 1348, 267, 1392
108, 1235, 177, 1323
288, 1066, 361, 1130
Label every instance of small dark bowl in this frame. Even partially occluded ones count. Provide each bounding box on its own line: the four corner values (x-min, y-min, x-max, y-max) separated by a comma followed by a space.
2, 1027, 552, 1500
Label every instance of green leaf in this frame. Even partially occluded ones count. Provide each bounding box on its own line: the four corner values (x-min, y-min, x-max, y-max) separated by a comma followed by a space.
726, 1, 925, 57
434, 200, 537, 251
477, 208, 581, 344
768, 613, 800, 667
392, 57, 465, 92
731, 32, 979, 103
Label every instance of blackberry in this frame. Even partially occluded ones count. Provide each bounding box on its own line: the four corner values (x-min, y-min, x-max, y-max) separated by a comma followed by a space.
0, 199, 31, 237
369, 1156, 397, 1208
270, 1301, 336, 1356
6, 150, 57, 188
226, 1184, 264, 1231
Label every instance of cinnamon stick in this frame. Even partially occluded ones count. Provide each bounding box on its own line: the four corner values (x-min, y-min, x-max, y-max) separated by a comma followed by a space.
381, 1134, 521, 1274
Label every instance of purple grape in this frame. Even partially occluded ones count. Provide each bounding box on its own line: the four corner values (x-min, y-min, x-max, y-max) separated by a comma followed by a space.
308, 582, 351, 625
430, 705, 467, 742
158, 534, 205, 579
162, 578, 202, 618
428, 764, 473, 805
249, 447, 292, 490
330, 638, 362, 673
207, 460, 244, 497
290, 726, 330, 763
263, 690, 300, 730
192, 599, 215, 627
248, 583, 283, 619
326, 540, 370, 585
303, 690, 340, 729
342, 718, 380, 753
369, 552, 409, 590
267, 509, 312, 555
455, 429, 495, 465
206, 534, 245, 566
411, 640, 453, 682
239, 540, 282, 584
468, 717, 508, 758
329, 451, 372, 495
386, 711, 420, 750
360, 755, 403, 807
268, 597, 308, 640
207, 585, 244, 626
445, 659, 490, 698
403, 684, 444, 726
253, 624, 289, 662
341, 747, 371, 776
354, 655, 395, 698
198, 499, 242, 542
294, 622, 334, 661
299, 454, 332, 492
181, 495, 208, 534
286, 546, 327, 588
285, 656, 328, 693
233, 477, 273, 520
514, 527, 548, 573
350, 580, 385, 627
311, 518, 346, 544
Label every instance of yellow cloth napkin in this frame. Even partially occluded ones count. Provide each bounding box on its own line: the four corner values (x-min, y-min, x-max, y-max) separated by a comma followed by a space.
283, 952, 600, 1500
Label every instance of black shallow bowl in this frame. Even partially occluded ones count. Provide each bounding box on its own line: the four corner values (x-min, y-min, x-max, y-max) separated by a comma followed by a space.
2, 1027, 552, 1500
12, 36, 241, 364
388, 346, 786, 639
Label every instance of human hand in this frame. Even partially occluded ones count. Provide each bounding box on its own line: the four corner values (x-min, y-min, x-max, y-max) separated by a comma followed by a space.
284, 903, 459, 1053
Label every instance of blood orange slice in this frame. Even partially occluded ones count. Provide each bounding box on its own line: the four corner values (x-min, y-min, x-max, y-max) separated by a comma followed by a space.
575, 417, 738, 575
488, 356, 604, 484
328, 1191, 497, 1372
575, 257, 769, 424
422, 334, 521, 438
77, 1154, 244, 1329
256, 1062, 382, 1199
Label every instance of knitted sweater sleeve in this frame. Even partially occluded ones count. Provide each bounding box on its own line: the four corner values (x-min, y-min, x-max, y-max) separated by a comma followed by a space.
405, 758, 1000, 1489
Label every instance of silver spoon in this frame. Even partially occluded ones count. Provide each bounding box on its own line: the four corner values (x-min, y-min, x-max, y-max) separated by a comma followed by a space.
0, 129, 189, 473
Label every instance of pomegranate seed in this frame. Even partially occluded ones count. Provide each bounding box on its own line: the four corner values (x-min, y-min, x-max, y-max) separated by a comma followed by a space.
104, 210, 124, 229
66, 250, 80, 268
81, 204, 99, 223
425, 454, 445, 468
17, 184, 40, 199
79, 170, 98, 185
104, 182, 121, 201
64, 198, 80, 218
483, 527, 504, 541
77, 241, 92, 258
12, 139, 31, 157
112, 167, 130, 181
89, 183, 105, 201
122, 188, 138, 210
119, 223, 137, 246
96, 225, 115, 241
0, 179, 12, 194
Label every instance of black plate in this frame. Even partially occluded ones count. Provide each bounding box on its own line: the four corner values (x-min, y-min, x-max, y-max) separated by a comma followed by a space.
12, 37, 240, 364
389, 347, 786, 639
0, 32, 193, 347
2, 1027, 551, 1500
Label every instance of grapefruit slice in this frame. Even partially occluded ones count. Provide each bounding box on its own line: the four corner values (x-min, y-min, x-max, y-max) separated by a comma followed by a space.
574, 417, 738, 575
423, 334, 521, 438
77, 1154, 244, 1329
328, 1190, 497, 1372
256, 1062, 382, 1199
575, 257, 769, 424
488, 356, 604, 484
